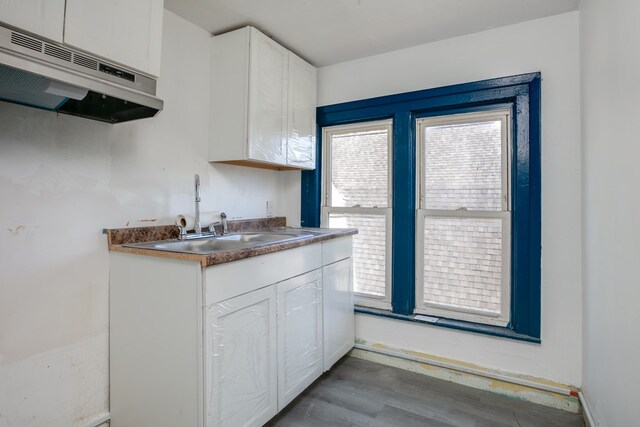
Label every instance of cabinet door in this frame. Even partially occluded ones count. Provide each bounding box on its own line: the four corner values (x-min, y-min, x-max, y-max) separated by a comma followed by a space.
0, 0, 65, 42
248, 28, 288, 165
323, 258, 354, 371
277, 269, 323, 410
206, 286, 278, 427
286, 54, 317, 169
63, 0, 163, 76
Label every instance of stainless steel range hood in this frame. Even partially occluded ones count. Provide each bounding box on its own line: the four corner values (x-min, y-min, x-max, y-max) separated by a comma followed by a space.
0, 23, 163, 124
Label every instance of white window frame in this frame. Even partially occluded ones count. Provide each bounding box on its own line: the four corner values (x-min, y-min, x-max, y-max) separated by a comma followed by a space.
321, 120, 393, 310
415, 110, 512, 326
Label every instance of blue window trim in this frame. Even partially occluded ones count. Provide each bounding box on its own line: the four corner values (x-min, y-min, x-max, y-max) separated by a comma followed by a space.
354, 307, 540, 343
302, 73, 541, 342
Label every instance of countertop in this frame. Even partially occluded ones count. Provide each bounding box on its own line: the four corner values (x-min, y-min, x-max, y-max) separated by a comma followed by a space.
106, 217, 357, 267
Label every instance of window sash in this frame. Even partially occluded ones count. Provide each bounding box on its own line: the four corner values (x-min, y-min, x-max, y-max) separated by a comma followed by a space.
322, 120, 393, 209
322, 207, 392, 309
415, 109, 512, 326
416, 110, 511, 212
321, 120, 393, 308
415, 209, 511, 326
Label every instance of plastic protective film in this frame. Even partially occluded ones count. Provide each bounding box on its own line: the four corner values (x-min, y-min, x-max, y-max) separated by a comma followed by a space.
286, 133, 315, 167
207, 297, 272, 427
279, 280, 321, 392
249, 51, 287, 164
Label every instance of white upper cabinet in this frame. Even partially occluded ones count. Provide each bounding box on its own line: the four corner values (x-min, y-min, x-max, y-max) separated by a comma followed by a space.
0, 0, 66, 42
287, 53, 317, 169
210, 26, 317, 170
63, 0, 164, 76
248, 30, 289, 164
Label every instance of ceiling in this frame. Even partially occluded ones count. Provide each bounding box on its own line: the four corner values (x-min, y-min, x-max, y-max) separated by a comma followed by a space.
165, 0, 580, 67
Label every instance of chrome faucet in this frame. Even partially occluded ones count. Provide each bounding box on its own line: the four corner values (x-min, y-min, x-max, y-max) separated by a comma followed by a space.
177, 174, 219, 240
176, 174, 230, 240
194, 174, 201, 234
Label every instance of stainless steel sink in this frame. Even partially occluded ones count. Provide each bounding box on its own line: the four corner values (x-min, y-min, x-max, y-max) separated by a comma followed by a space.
123, 230, 315, 255
216, 232, 309, 243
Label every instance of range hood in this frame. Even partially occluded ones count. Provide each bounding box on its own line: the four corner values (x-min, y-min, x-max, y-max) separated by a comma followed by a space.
0, 23, 163, 124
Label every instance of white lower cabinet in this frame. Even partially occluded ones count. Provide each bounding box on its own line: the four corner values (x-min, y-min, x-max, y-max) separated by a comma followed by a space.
277, 269, 323, 410
206, 286, 278, 427
110, 236, 353, 427
323, 258, 355, 371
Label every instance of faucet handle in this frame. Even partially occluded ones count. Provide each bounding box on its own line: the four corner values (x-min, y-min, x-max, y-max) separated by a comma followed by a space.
177, 225, 188, 240
220, 212, 229, 235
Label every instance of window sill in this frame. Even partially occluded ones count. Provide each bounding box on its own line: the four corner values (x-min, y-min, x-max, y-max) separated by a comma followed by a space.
354, 306, 541, 344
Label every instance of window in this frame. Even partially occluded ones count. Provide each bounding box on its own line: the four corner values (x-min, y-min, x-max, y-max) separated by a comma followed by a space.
303, 73, 541, 342
416, 110, 511, 326
322, 120, 392, 309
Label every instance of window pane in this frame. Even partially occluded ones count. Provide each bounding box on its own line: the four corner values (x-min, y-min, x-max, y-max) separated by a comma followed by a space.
330, 129, 388, 208
424, 120, 502, 210
422, 217, 503, 314
329, 213, 386, 298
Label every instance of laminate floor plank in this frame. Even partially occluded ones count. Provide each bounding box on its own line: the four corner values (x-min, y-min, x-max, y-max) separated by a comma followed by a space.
371, 405, 459, 427
266, 356, 584, 427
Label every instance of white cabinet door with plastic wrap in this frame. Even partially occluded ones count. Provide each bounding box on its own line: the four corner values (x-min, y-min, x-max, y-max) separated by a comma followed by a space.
286, 53, 317, 169
276, 269, 323, 410
64, 0, 163, 76
248, 28, 288, 164
323, 258, 354, 371
206, 286, 278, 427
0, 0, 65, 42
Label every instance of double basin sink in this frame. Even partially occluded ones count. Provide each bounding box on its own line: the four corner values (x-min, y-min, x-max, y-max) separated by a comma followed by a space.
124, 229, 318, 255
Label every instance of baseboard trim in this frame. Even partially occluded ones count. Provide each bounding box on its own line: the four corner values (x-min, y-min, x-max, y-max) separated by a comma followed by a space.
579, 391, 596, 427
84, 412, 110, 427
350, 342, 580, 413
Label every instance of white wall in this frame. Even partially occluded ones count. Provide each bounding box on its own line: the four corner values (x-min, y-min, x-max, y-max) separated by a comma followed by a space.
580, 0, 640, 425
0, 11, 298, 426
318, 12, 582, 386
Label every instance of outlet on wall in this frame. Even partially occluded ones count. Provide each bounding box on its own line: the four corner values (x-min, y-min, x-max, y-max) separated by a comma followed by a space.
266, 200, 275, 217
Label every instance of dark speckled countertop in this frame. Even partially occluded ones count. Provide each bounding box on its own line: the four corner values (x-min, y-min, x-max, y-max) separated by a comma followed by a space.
106, 217, 357, 267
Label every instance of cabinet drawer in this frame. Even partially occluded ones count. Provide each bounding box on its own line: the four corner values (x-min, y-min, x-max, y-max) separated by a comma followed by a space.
322, 236, 353, 266
205, 243, 322, 305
